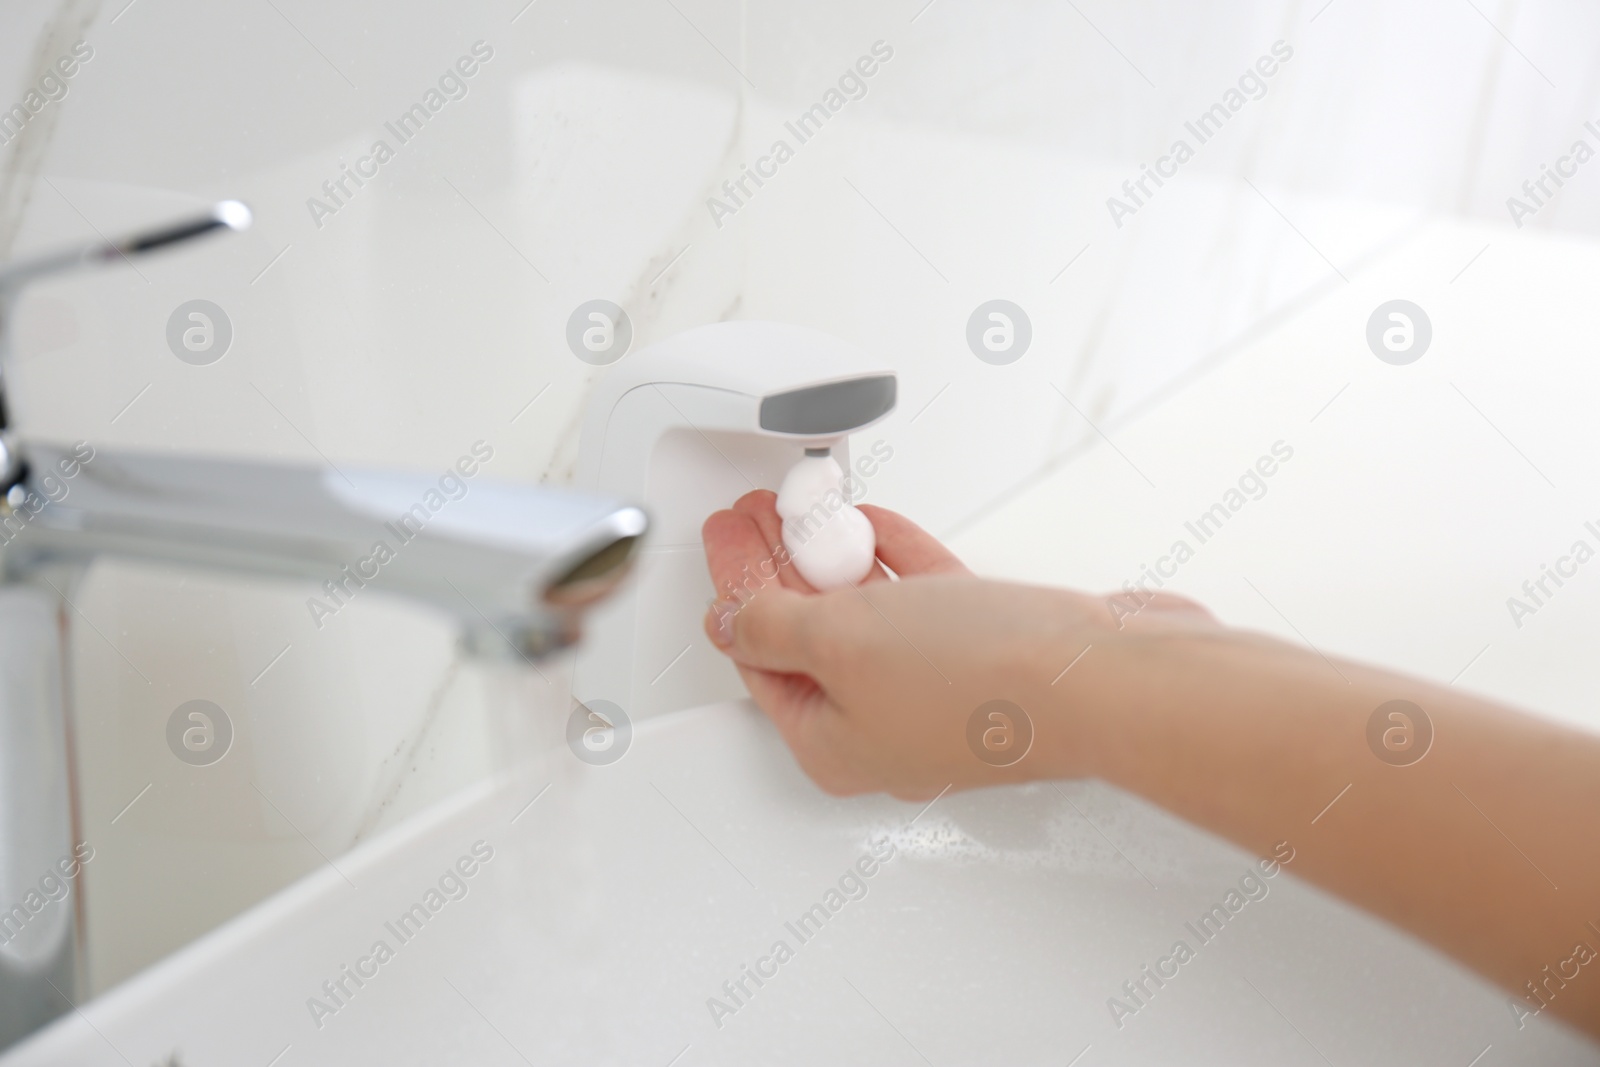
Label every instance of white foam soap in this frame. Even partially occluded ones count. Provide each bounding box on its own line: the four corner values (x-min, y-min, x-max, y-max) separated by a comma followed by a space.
776, 448, 876, 590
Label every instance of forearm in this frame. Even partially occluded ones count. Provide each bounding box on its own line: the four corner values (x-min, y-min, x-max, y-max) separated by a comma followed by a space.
1065, 626, 1600, 1033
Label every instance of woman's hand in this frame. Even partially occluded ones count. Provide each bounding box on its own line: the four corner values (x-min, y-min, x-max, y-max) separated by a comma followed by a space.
701, 493, 1600, 1038
700, 491, 1216, 799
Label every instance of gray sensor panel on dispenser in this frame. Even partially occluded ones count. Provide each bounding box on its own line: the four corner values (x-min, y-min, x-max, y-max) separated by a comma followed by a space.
758, 376, 896, 435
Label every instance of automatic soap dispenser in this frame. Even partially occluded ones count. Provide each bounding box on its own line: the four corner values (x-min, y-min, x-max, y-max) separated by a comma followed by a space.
574, 321, 897, 723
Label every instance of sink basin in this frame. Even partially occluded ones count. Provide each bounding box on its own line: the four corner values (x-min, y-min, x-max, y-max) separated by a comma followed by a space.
8, 218, 1600, 1065
3, 700, 1590, 1065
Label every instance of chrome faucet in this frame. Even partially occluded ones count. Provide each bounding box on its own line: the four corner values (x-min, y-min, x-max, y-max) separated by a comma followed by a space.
0, 204, 647, 1050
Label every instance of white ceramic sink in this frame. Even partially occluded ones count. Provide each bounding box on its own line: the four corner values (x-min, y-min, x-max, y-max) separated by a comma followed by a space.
3, 698, 1593, 1065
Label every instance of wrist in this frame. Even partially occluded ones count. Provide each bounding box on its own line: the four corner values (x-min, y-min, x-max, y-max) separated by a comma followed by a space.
1030, 621, 1280, 785
1026, 628, 1143, 782
1079, 624, 1336, 791
1016, 606, 1160, 782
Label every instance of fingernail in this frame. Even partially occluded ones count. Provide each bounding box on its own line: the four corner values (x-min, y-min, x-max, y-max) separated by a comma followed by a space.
707, 599, 738, 649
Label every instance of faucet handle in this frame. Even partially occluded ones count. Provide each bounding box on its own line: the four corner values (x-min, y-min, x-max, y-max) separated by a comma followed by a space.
0, 200, 251, 295
0, 201, 254, 499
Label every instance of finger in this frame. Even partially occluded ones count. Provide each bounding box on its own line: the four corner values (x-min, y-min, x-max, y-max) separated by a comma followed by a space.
730, 659, 822, 736
703, 507, 780, 603
1139, 592, 1215, 618
1117, 591, 1220, 632
732, 490, 818, 593
1100, 589, 1219, 633
859, 505, 969, 577
740, 674, 870, 797
703, 584, 818, 675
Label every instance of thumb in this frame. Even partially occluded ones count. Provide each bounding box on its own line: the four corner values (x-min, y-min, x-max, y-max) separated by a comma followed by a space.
706, 587, 818, 674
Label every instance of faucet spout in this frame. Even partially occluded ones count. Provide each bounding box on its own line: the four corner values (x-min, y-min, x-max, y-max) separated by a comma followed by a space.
5, 444, 647, 658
